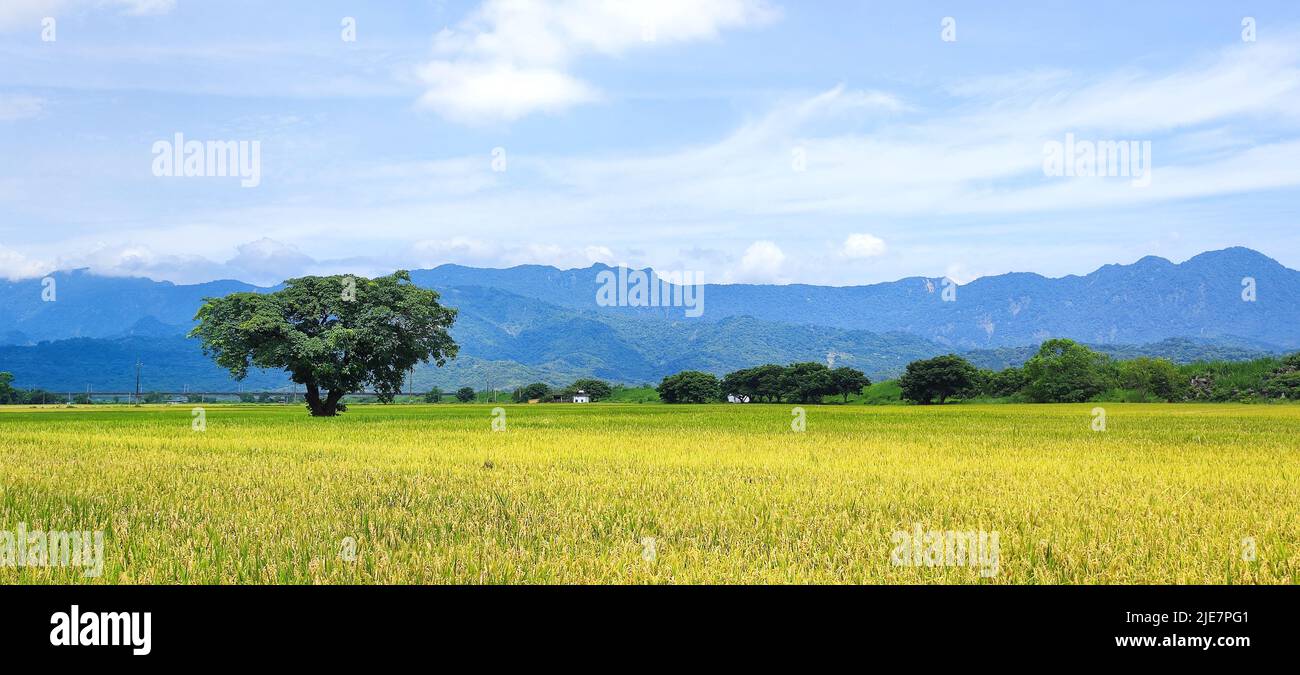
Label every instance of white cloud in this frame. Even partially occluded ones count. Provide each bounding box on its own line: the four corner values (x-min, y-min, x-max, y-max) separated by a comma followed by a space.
0, 94, 44, 121
227, 238, 314, 284
736, 240, 784, 282
583, 245, 614, 264
415, 61, 598, 122
416, 0, 776, 123
0, 239, 306, 285
0, 0, 174, 30
0, 244, 52, 280
842, 233, 886, 259
8, 29, 1300, 286
944, 263, 976, 285
410, 237, 612, 271
74, 243, 227, 282
114, 0, 174, 16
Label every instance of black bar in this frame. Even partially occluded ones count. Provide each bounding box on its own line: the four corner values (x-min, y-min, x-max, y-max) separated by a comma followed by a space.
0, 585, 1288, 663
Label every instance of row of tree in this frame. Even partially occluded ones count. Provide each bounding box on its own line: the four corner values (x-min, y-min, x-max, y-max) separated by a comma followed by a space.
658, 363, 871, 404
509, 378, 613, 403
0, 374, 59, 405
898, 339, 1300, 404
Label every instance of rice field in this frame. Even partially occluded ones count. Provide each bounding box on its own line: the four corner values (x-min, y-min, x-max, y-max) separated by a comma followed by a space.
0, 402, 1296, 584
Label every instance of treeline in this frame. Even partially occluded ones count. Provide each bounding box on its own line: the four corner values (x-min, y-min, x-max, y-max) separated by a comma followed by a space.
507, 378, 613, 403
649, 339, 1300, 405
898, 339, 1300, 404
657, 363, 870, 403
8, 339, 1298, 408
0, 374, 91, 404
413, 379, 616, 403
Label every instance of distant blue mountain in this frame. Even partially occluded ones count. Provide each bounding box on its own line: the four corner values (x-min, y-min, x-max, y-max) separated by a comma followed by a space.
412, 247, 1300, 349
0, 247, 1295, 390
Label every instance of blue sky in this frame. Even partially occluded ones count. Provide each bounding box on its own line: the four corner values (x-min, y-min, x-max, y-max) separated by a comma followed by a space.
1, 0, 1298, 285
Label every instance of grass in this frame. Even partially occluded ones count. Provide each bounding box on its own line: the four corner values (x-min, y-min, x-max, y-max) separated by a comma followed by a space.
0, 402, 1296, 584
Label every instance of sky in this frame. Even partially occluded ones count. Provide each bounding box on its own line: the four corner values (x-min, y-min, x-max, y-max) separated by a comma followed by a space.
1, 0, 1298, 286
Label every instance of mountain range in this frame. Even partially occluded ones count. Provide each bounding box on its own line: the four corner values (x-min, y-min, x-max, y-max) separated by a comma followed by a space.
1, 247, 1296, 392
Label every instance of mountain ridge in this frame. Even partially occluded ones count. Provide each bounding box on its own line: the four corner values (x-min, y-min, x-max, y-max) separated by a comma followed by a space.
1, 247, 1296, 390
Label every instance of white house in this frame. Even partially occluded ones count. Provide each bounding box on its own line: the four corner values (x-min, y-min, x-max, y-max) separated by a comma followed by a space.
572, 390, 591, 403
726, 394, 751, 403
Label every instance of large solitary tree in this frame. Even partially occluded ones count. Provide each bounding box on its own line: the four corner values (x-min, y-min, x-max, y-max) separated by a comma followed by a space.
898, 354, 977, 404
190, 271, 458, 416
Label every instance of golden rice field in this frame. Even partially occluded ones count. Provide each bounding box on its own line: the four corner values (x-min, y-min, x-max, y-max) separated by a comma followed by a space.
0, 402, 1297, 584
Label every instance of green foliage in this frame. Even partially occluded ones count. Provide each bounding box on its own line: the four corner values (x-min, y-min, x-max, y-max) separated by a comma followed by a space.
898, 354, 978, 404
1181, 358, 1270, 401
657, 371, 722, 404
859, 379, 907, 405
1261, 353, 1300, 399
718, 363, 866, 404
511, 382, 552, 403
189, 271, 458, 416
422, 388, 443, 403
563, 378, 612, 401
979, 366, 1028, 398
0, 372, 16, 404
721, 364, 785, 402
1021, 339, 1116, 403
779, 362, 835, 403
455, 387, 475, 402
1119, 357, 1186, 402
829, 366, 871, 402
605, 385, 661, 403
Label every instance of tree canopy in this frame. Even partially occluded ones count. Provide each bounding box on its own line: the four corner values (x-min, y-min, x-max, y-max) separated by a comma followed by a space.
829, 366, 871, 402
189, 271, 458, 416
1119, 356, 1184, 402
564, 378, 612, 401
778, 362, 835, 403
657, 370, 722, 403
1021, 339, 1115, 403
512, 382, 552, 402
0, 371, 18, 405
721, 364, 785, 402
898, 354, 977, 404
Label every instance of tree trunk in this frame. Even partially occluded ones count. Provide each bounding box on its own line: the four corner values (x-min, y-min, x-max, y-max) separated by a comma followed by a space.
304, 383, 345, 417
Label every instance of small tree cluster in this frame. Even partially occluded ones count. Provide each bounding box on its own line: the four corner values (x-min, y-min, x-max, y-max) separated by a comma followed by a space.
562, 379, 611, 401
657, 371, 721, 403
655, 363, 870, 404
511, 382, 551, 402
898, 354, 978, 404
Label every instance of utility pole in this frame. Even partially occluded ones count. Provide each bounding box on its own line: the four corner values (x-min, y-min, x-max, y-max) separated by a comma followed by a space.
134, 359, 142, 404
